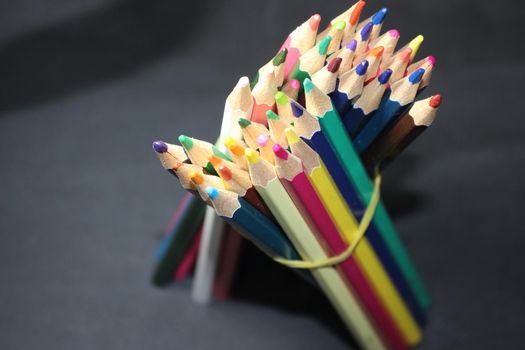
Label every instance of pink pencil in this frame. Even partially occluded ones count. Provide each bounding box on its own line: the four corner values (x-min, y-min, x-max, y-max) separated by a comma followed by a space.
272, 143, 408, 350
174, 225, 203, 281
279, 14, 321, 79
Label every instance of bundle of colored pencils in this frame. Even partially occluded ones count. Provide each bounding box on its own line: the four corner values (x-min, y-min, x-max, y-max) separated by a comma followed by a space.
151, 2, 442, 349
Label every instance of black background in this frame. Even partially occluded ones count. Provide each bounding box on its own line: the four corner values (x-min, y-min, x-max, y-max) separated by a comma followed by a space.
1, 0, 524, 349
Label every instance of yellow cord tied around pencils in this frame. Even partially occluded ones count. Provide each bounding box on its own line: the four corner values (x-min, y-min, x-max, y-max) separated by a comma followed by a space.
267, 173, 381, 269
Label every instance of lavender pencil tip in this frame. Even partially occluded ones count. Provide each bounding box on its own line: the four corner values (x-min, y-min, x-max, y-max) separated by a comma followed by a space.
347, 39, 357, 52
361, 22, 373, 41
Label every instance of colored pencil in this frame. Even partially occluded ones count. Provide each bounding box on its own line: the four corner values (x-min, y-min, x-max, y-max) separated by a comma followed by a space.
367, 29, 400, 62
352, 21, 373, 60
333, 39, 357, 75
245, 148, 386, 350
212, 224, 243, 299
218, 76, 254, 148
396, 35, 424, 62
238, 117, 269, 151
362, 94, 442, 173
311, 57, 342, 95
279, 14, 321, 78
266, 110, 289, 148
354, 68, 425, 153
223, 136, 248, 171
174, 225, 202, 281
362, 46, 385, 82
189, 170, 225, 204
317, 1, 365, 45
382, 47, 412, 83
304, 77, 431, 317
205, 186, 299, 261
406, 56, 435, 91
319, 20, 346, 55
208, 155, 252, 189
343, 69, 393, 138
288, 35, 332, 85
252, 48, 288, 89
275, 137, 408, 350
331, 59, 369, 116
178, 135, 231, 175
274, 91, 296, 125
280, 78, 301, 103
250, 66, 278, 125
356, 8, 388, 42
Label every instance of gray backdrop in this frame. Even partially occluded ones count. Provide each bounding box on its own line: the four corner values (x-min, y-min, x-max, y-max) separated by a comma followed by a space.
1, 0, 524, 349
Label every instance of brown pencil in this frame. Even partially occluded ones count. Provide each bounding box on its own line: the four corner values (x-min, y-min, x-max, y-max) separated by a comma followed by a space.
362, 94, 442, 173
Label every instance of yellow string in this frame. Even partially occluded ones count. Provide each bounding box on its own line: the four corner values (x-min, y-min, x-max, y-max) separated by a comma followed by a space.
270, 173, 381, 269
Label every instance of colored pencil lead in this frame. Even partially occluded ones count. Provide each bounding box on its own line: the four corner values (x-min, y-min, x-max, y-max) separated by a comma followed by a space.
309, 13, 322, 31
378, 68, 392, 84
409, 68, 425, 84
178, 135, 193, 150
238, 118, 251, 128
350, 1, 366, 26
361, 22, 373, 41
327, 57, 342, 73
218, 165, 233, 181
372, 8, 388, 25
407, 35, 424, 60
389, 29, 400, 38
205, 187, 219, 200
272, 143, 289, 160
356, 60, 369, 75
348, 39, 357, 52
429, 94, 442, 108
152, 141, 168, 153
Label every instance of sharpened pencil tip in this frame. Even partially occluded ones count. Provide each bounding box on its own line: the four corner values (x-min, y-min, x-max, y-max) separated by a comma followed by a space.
274, 91, 288, 105
350, 1, 366, 26
430, 94, 442, 108
388, 29, 400, 38
347, 39, 357, 51
369, 46, 384, 57
224, 136, 235, 148
318, 36, 332, 55
400, 48, 413, 64
245, 148, 260, 164
334, 20, 346, 31
309, 14, 322, 31
288, 79, 300, 90
361, 22, 373, 41
218, 165, 233, 181
427, 55, 436, 66
285, 128, 300, 145
273, 48, 288, 66
266, 110, 280, 120
378, 69, 392, 84
237, 76, 250, 88
190, 171, 204, 185
257, 134, 269, 147
327, 57, 342, 73
272, 144, 289, 160
208, 155, 222, 168
408, 35, 424, 60
372, 8, 388, 25
303, 78, 314, 93
290, 100, 304, 117
355, 60, 369, 76
152, 141, 167, 153
178, 135, 193, 150
205, 186, 219, 200
238, 118, 251, 128
409, 68, 425, 84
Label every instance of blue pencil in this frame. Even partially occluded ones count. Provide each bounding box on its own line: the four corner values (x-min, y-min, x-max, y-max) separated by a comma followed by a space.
330, 59, 369, 117
354, 68, 425, 153
343, 68, 392, 137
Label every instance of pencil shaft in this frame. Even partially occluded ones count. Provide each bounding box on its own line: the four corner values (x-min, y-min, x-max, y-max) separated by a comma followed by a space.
288, 169, 408, 350
319, 107, 431, 311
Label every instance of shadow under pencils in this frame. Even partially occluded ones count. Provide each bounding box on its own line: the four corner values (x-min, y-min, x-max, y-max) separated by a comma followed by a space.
0, 0, 212, 115
232, 242, 359, 349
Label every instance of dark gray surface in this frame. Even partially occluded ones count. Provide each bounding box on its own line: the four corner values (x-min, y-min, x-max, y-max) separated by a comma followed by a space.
1, 0, 524, 349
